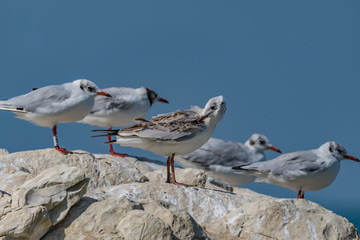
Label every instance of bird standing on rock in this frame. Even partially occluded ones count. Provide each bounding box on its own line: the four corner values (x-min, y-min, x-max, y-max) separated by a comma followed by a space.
79, 87, 168, 157
176, 134, 281, 186
93, 95, 226, 186
232, 141, 359, 199
0, 79, 111, 154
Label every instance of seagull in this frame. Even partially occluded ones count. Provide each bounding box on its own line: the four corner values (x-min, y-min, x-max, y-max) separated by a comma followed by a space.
0, 79, 111, 154
93, 95, 227, 186
176, 134, 281, 186
79, 87, 168, 157
232, 141, 359, 199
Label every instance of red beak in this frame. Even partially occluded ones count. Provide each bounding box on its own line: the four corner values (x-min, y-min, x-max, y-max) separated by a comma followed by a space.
268, 146, 282, 153
97, 91, 112, 97
158, 98, 169, 104
345, 155, 360, 162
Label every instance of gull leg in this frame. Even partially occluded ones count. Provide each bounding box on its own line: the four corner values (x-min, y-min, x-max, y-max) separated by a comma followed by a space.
170, 153, 189, 187
166, 156, 171, 183
107, 128, 127, 157
297, 189, 305, 199
53, 125, 73, 155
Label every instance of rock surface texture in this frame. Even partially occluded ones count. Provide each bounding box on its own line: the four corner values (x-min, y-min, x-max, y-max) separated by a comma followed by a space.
0, 148, 358, 240
0, 162, 87, 239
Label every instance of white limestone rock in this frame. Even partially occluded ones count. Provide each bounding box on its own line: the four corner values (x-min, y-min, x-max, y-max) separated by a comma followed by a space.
0, 166, 87, 239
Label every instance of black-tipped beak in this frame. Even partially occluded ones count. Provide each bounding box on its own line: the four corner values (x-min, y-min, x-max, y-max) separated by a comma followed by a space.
97, 91, 112, 97
158, 98, 169, 104
268, 146, 282, 153
345, 155, 360, 162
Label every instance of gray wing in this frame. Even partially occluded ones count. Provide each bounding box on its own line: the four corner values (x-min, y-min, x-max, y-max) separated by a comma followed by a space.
90, 96, 129, 114
0, 85, 71, 112
182, 138, 249, 168
239, 150, 321, 180
90, 87, 135, 113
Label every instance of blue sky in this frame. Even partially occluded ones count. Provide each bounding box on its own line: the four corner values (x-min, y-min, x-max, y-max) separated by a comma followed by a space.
1, 1, 359, 227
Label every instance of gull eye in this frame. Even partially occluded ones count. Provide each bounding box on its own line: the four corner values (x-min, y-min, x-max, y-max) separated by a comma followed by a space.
87, 86, 95, 92
259, 139, 266, 145
210, 104, 216, 110
336, 147, 343, 154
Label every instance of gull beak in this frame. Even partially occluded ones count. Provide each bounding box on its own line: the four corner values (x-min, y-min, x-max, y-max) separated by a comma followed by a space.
97, 91, 112, 97
268, 146, 282, 153
197, 113, 210, 122
158, 98, 169, 104
345, 155, 360, 162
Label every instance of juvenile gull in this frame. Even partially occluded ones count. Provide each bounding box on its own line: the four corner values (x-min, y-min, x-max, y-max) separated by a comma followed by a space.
93, 96, 226, 186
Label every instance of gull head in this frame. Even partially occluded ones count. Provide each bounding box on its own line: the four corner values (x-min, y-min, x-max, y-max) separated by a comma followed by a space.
146, 88, 169, 105
198, 95, 226, 123
74, 79, 111, 97
246, 133, 282, 153
321, 141, 359, 162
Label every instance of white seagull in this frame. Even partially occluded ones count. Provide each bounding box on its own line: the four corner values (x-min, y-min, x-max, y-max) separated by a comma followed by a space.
176, 134, 281, 186
79, 87, 168, 157
232, 141, 359, 199
0, 79, 111, 154
93, 95, 227, 186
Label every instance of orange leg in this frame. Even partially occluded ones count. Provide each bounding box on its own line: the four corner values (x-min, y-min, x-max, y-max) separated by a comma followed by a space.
166, 155, 171, 183
107, 127, 127, 157
53, 125, 73, 155
297, 190, 305, 199
170, 153, 189, 187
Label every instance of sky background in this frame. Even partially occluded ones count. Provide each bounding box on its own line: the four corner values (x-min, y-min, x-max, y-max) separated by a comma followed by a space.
1, 1, 359, 228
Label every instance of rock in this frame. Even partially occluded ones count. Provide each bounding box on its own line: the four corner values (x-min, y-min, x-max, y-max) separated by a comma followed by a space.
0, 170, 31, 195
44, 196, 210, 240
118, 210, 173, 240
0, 193, 11, 217
0, 149, 9, 156
142, 201, 208, 240
0, 149, 149, 191
41, 197, 98, 240
1, 148, 359, 239
90, 183, 267, 226
11, 166, 88, 225
206, 199, 359, 239
0, 166, 88, 239
0, 148, 207, 190
207, 176, 233, 192
44, 197, 144, 239
0, 206, 51, 240
85, 182, 358, 239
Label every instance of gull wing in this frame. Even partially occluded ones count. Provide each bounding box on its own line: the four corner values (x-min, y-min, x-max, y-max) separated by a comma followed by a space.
151, 110, 199, 123
119, 117, 205, 142
90, 96, 129, 114
0, 85, 71, 113
182, 138, 250, 168
234, 150, 321, 181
